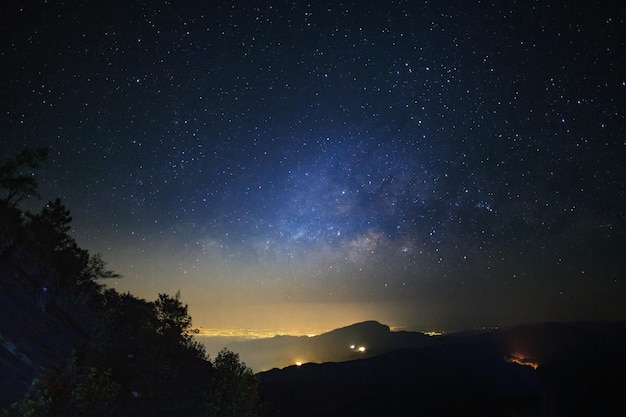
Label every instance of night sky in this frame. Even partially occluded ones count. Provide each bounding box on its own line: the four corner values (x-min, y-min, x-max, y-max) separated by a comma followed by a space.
2, 1, 625, 334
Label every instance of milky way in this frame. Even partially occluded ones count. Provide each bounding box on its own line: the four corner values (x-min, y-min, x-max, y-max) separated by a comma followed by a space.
1, 1, 624, 331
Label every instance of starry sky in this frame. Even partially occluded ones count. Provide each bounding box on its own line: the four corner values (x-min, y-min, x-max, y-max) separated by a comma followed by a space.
2, 0, 625, 333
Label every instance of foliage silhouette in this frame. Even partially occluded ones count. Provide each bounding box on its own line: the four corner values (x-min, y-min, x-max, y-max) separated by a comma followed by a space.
206, 348, 259, 417
0, 147, 48, 207
0, 149, 262, 416
154, 290, 196, 346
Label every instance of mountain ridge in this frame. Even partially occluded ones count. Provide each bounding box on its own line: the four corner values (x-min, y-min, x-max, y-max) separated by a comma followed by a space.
256, 320, 626, 417
223, 318, 626, 373
224, 319, 434, 372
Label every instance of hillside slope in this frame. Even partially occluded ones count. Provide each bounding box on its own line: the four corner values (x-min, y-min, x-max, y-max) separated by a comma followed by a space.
0, 272, 86, 406
257, 322, 626, 417
260, 344, 541, 417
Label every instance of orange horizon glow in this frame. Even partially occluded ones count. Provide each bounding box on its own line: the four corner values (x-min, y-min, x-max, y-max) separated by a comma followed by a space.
194, 326, 443, 340
193, 327, 320, 339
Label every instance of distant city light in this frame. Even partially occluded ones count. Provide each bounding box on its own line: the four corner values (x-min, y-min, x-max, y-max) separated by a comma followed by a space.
349, 344, 366, 352
193, 328, 320, 338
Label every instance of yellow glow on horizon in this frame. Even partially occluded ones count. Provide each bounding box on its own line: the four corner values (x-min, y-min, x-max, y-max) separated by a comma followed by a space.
193, 327, 319, 338
188, 298, 419, 340
295, 361, 303, 366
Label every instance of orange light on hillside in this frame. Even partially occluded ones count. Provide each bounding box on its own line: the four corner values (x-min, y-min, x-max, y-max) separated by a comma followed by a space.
505, 352, 539, 369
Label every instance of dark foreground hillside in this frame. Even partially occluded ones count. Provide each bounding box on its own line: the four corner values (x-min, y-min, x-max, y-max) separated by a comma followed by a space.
0, 212, 258, 416
258, 322, 626, 417
0, 150, 260, 417
0, 272, 86, 407
0, 210, 255, 416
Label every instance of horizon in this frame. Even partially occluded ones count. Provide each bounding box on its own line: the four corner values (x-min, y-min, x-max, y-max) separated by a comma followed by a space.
3, 1, 625, 335
191, 317, 618, 342
193, 320, 424, 339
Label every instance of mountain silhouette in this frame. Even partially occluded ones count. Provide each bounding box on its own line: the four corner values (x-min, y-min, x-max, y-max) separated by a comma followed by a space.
226, 320, 436, 371
256, 321, 626, 417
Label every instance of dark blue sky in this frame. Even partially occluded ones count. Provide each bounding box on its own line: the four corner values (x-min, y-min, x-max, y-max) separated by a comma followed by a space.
2, 0, 624, 332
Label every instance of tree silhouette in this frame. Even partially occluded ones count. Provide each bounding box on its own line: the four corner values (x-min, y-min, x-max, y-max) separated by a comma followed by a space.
0, 147, 48, 207
21, 198, 90, 296
0, 148, 47, 255
0, 148, 263, 416
27, 198, 76, 250
206, 348, 259, 417
154, 290, 198, 348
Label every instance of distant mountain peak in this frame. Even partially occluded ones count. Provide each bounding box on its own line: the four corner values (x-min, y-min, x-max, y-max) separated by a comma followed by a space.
327, 320, 390, 334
